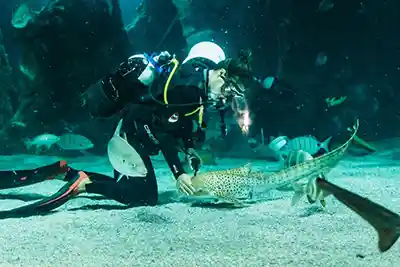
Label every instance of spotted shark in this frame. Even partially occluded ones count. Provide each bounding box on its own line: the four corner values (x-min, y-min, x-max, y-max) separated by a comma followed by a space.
191, 120, 359, 204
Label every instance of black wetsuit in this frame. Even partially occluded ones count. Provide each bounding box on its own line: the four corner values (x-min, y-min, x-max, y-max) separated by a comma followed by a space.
0, 56, 211, 218
85, 59, 209, 205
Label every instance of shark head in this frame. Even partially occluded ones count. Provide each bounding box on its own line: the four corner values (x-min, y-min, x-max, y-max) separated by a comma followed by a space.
191, 164, 253, 201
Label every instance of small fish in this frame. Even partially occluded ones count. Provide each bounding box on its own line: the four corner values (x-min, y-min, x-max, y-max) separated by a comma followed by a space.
55, 134, 94, 150
107, 119, 148, 182
283, 135, 332, 156
283, 149, 314, 168
316, 177, 400, 253
24, 134, 60, 152
283, 150, 330, 207
291, 176, 331, 208
316, 52, 328, 66
325, 96, 347, 107
11, 121, 26, 128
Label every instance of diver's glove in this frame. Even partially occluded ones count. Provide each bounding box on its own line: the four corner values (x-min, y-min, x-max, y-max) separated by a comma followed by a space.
185, 148, 202, 176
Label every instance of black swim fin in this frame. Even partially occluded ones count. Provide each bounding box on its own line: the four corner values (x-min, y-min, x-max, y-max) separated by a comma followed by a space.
0, 160, 69, 189
0, 171, 89, 219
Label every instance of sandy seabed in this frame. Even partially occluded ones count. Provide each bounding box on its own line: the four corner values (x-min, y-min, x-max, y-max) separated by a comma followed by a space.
0, 152, 399, 267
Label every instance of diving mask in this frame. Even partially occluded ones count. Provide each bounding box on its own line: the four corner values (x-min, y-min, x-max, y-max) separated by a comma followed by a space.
220, 75, 246, 98
211, 75, 246, 110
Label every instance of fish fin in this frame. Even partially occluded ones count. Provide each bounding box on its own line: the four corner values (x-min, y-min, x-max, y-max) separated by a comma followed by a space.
276, 151, 287, 163
320, 198, 327, 208
114, 119, 123, 137
291, 183, 304, 206
291, 182, 303, 191
320, 136, 332, 152
291, 191, 305, 206
23, 139, 32, 150
116, 173, 125, 182
315, 177, 400, 252
352, 134, 377, 152
306, 194, 316, 204
378, 227, 400, 253
45, 143, 53, 150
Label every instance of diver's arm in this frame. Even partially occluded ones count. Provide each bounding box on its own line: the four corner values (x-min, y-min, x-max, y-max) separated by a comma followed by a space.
158, 133, 187, 179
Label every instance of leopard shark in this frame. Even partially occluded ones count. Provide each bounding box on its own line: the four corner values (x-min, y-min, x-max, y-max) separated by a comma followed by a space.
191, 120, 359, 204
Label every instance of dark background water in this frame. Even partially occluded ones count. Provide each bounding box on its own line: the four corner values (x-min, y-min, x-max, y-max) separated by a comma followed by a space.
0, 0, 399, 155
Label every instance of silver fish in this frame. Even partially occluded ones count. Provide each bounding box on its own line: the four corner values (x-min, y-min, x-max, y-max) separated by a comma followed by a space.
24, 134, 60, 152
107, 119, 148, 182
283, 135, 332, 156
55, 134, 94, 150
283, 149, 314, 168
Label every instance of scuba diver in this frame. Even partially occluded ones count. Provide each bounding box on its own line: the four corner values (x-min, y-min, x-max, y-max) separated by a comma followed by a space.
0, 42, 253, 218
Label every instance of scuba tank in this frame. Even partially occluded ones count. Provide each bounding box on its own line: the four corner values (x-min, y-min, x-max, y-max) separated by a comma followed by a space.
84, 51, 173, 118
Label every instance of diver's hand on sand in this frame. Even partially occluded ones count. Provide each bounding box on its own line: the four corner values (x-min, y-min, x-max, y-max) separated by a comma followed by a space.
177, 173, 196, 195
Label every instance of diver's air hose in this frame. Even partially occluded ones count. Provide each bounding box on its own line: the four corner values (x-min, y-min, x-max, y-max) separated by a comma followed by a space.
163, 58, 179, 104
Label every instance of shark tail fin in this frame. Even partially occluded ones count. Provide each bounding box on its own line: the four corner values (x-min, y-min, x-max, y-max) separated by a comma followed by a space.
316, 177, 399, 253
291, 182, 304, 206
378, 227, 400, 253
320, 136, 332, 152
